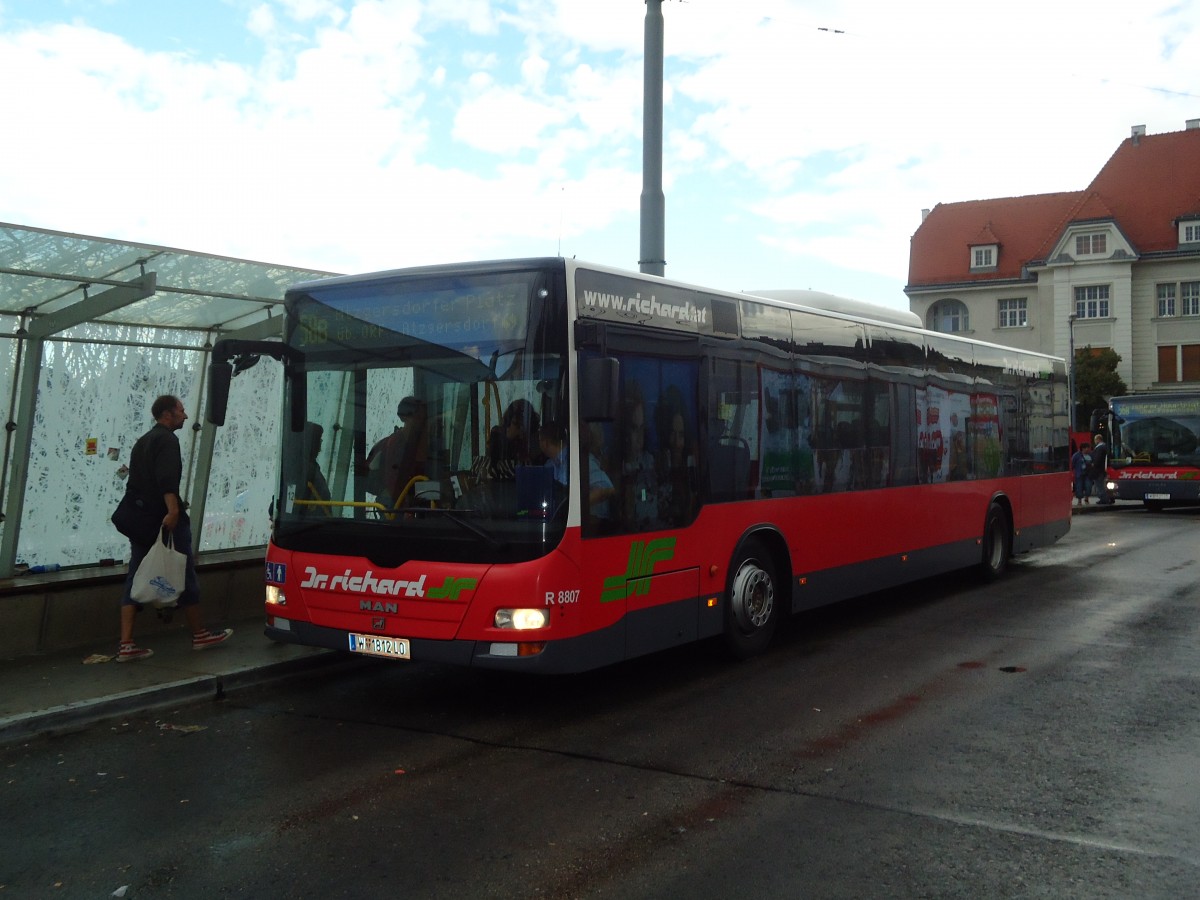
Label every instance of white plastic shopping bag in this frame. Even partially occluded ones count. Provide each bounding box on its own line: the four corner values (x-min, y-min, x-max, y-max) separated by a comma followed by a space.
130, 532, 186, 608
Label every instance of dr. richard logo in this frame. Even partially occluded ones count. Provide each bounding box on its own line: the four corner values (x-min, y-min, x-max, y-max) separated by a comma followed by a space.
301, 567, 480, 601
301, 566, 426, 597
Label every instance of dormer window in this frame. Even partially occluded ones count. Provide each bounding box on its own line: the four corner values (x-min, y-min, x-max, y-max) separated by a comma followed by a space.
1075, 233, 1107, 255
1180, 221, 1200, 244
970, 244, 997, 270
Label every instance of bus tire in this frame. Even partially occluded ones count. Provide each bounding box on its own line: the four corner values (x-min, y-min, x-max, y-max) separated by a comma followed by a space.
979, 502, 1011, 582
724, 539, 779, 659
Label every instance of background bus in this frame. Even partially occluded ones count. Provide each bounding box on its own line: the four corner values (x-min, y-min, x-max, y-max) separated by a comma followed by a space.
1093, 392, 1200, 510
208, 258, 1071, 673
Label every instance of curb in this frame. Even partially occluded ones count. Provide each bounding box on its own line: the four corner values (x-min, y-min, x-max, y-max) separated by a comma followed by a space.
0, 650, 361, 746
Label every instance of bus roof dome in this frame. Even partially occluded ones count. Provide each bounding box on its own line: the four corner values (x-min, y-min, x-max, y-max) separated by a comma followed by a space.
747, 289, 922, 329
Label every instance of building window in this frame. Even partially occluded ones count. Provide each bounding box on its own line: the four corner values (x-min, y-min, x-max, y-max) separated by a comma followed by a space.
1074, 285, 1110, 318
1181, 222, 1200, 243
1183, 282, 1200, 317
971, 246, 995, 269
998, 298, 1027, 328
1157, 283, 1177, 317
928, 299, 969, 333
1075, 233, 1107, 255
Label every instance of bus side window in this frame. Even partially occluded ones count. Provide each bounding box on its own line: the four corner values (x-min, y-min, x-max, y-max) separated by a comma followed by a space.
706, 357, 756, 503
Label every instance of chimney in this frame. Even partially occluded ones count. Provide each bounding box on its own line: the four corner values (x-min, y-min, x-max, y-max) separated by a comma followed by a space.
921, 208, 931, 222
1131, 124, 1146, 145
1187, 119, 1200, 130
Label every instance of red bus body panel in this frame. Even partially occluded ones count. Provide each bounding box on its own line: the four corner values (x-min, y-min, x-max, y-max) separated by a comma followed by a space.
264, 471, 1070, 671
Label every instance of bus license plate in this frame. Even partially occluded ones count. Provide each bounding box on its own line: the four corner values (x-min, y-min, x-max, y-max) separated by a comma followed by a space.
1144, 493, 1171, 501
348, 633, 411, 660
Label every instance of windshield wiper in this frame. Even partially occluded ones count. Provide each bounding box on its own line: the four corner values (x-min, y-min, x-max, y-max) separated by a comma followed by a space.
405, 507, 509, 551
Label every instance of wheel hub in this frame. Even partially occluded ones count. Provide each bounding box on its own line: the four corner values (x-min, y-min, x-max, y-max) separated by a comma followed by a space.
731, 562, 774, 630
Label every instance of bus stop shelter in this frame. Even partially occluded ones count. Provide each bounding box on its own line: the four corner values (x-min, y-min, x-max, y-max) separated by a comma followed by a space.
0, 221, 335, 581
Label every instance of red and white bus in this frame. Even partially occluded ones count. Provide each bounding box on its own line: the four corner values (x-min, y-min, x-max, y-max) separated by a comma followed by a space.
208, 258, 1071, 672
1093, 392, 1200, 510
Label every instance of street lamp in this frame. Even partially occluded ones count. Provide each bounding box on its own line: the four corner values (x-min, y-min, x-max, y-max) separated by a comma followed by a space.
639, 0, 666, 277
1067, 313, 1077, 433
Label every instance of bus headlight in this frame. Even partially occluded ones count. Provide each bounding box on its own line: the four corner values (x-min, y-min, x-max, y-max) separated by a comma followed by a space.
266, 585, 286, 606
494, 608, 549, 630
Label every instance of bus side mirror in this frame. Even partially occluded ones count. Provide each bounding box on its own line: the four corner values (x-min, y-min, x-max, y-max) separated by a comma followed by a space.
581, 357, 619, 422
208, 337, 307, 431
207, 361, 233, 426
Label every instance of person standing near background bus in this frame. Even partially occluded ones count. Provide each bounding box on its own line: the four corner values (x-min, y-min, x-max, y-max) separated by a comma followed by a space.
1070, 441, 1092, 507
1091, 434, 1114, 505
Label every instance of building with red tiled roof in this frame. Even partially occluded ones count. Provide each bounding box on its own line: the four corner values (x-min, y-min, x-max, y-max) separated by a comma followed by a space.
907, 122, 1200, 394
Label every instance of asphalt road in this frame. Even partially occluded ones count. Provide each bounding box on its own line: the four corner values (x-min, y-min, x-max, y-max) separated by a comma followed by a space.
3, 507, 1198, 899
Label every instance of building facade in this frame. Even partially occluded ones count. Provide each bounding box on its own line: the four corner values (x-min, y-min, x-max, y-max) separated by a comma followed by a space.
906, 122, 1200, 393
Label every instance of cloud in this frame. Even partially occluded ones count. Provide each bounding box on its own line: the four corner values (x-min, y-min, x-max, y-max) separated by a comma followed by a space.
1, 0, 1198, 312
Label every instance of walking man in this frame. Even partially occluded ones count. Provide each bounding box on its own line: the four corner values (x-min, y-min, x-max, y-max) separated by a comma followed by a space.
116, 394, 232, 662
1091, 433, 1114, 506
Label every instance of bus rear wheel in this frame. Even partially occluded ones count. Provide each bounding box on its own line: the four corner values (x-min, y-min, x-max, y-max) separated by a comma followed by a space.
724, 540, 779, 659
979, 502, 1011, 581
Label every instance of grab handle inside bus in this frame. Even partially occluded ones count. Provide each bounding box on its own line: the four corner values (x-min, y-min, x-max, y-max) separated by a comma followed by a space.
208, 339, 307, 431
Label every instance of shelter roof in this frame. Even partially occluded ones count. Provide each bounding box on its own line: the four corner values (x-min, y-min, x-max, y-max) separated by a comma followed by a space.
0, 222, 336, 337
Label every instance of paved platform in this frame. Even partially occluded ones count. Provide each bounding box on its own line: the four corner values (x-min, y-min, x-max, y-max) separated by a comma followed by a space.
0, 613, 347, 745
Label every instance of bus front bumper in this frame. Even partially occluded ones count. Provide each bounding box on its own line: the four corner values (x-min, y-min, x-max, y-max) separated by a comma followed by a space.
264, 615, 622, 674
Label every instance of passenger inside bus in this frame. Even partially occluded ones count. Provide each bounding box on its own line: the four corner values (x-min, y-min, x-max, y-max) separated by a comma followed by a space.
585, 423, 616, 533
539, 421, 569, 487
364, 396, 428, 508
655, 386, 697, 526
300, 421, 331, 515
480, 398, 543, 481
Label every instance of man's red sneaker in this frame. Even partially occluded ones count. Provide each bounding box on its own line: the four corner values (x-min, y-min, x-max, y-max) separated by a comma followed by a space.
117, 643, 153, 663
191, 627, 233, 651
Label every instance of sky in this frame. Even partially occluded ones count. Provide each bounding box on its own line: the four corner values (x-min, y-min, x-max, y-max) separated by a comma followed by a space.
1, 0, 1197, 312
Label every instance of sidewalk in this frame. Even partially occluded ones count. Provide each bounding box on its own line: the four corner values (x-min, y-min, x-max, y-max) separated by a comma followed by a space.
0, 614, 348, 745
1071, 498, 1136, 513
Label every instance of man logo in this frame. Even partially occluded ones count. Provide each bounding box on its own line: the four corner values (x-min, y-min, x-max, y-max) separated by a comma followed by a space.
372, 617, 386, 631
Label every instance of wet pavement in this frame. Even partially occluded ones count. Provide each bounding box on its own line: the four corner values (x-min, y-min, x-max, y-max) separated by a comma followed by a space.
0, 499, 1136, 747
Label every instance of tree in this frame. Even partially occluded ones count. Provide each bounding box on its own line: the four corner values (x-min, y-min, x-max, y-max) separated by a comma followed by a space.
1074, 346, 1126, 431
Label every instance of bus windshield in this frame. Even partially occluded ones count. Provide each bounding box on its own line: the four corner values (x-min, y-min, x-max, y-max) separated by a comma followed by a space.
1110, 394, 1200, 466
274, 262, 570, 566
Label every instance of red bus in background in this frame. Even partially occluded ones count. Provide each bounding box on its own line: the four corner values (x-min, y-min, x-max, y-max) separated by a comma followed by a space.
1093, 392, 1200, 511
208, 258, 1071, 673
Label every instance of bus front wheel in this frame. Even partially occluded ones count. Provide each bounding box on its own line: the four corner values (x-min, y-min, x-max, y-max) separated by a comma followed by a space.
979, 502, 1011, 582
724, 540, 779, 659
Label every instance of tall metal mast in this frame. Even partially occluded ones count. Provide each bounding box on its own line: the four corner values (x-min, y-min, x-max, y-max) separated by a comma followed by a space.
639, 0, 666, 277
